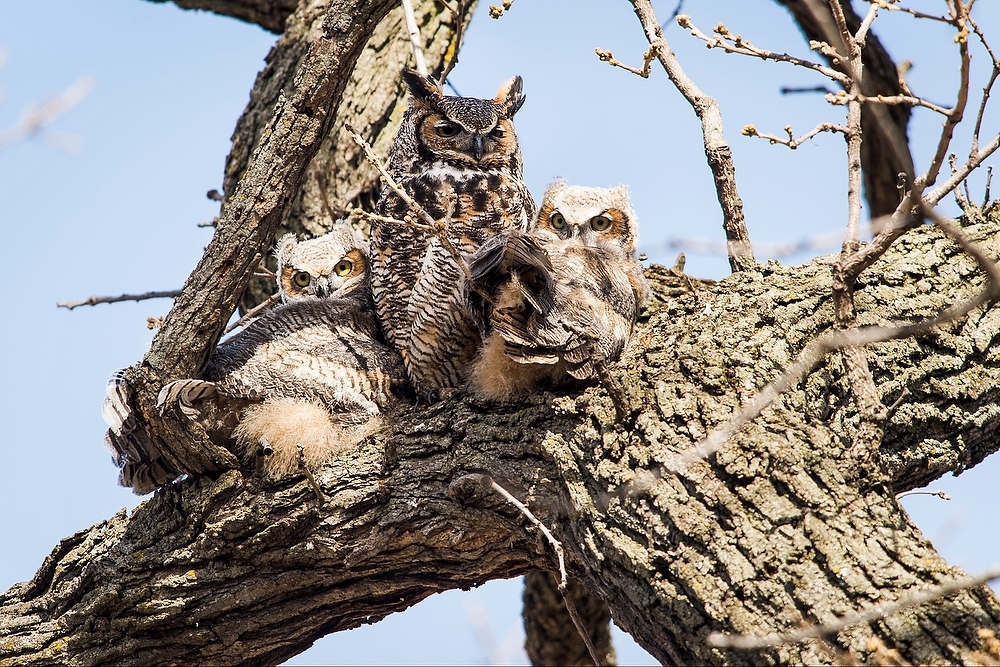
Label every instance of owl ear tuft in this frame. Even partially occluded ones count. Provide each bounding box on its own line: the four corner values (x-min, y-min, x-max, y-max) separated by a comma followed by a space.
401, 68, 442, 103
495, 76, 526, 118
275, 234, 298, 268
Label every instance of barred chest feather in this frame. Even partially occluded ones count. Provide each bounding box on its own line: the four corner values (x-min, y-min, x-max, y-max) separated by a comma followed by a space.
379, 165, 534, 247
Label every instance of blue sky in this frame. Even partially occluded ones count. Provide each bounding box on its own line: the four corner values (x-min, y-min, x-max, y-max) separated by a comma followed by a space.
1, 1, 997, 664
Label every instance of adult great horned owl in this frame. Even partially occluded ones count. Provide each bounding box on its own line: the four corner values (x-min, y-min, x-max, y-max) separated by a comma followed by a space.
464, 181, 650, 401
371, 68, 535, 398
152, 225, 409, 479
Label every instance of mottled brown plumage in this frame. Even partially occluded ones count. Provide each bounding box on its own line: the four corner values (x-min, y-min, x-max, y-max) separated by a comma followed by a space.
465, 181, 650, 400
157, 294, 407, 477
371, 68, 535, 398
106, 224, 408, 486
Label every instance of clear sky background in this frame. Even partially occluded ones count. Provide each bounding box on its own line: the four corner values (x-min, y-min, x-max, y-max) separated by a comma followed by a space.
0, 1, 997, 664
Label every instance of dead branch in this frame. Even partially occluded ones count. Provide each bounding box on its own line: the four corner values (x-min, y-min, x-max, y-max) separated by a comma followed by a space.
56, 289, 182, 311
896, 490, 951, 501
470, 474, 602, 665
617, 0, 756, 274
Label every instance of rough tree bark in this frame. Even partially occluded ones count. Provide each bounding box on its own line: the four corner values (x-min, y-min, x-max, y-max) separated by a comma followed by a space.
775, 0, 915, 221
145, 0, 299, 33
3, 207, 1000, 665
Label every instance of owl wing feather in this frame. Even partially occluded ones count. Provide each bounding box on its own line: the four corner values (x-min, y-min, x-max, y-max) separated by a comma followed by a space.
102, 369, 182, 494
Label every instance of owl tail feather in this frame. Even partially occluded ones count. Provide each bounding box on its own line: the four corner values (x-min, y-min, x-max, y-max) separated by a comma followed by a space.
157, 379, 218, 420
102, 368, 183, 494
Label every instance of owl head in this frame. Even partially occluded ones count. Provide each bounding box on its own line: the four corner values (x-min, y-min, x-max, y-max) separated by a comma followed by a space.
391, 68, 527, 174
533, 181, 639, 256
275, 223, 369, 303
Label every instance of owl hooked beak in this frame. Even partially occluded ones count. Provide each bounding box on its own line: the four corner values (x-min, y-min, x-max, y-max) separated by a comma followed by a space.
471, 134, 484, 162
313, 276, 335, 298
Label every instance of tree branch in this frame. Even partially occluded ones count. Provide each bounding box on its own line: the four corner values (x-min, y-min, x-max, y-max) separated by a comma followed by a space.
5, 215, 1000, 665
143, 0, 298, 34
616, 0, 756, 273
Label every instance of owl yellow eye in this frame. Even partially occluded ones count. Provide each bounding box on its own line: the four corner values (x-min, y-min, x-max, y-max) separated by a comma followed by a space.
334, 259, 354, 276
292, 271, 311, 288
435, 122, 460, 138
549, 212, 567, 230
590, 214, 613, 232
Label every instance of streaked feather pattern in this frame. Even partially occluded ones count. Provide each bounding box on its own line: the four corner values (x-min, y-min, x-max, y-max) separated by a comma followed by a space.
370, 68, 535, 398
465, 181, 650, 400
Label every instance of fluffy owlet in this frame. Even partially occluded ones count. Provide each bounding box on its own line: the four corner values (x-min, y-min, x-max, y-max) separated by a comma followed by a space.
464, 181, 650, 400
110, 224, 408, 484
275, 225, 370, 303
370, 68, 536, 398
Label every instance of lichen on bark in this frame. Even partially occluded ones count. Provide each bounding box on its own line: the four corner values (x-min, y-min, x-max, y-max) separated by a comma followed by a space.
3, 206, 1000, 665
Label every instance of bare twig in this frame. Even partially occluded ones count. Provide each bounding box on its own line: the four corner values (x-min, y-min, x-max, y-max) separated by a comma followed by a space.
780, 85, 836, 95
57, 289, 182, 311
967, 15, 999, 155
222, 292, 282, 335
877, 3, 951, 23
0, 75, 94, 150
622, 1, 756, 273
475, 474, 602, 665
826, 91, 953, 116
707, 563, 1000, 649
676, 15, 849, 85
297, 444, 327, 502
915, 2, 972, 191
927, 132, 1000, 205
437, 0, 468, 85
594, 46, 658, 79
896, 489, 951, 501
555, 573, 605, 666
741, 122, 847, 149
400, 0, 428, 76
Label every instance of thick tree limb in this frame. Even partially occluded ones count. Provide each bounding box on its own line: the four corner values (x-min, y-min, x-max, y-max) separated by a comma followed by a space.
523, 571, 616, 666
144, 0, 298, 34
5, 215, 1000, 665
